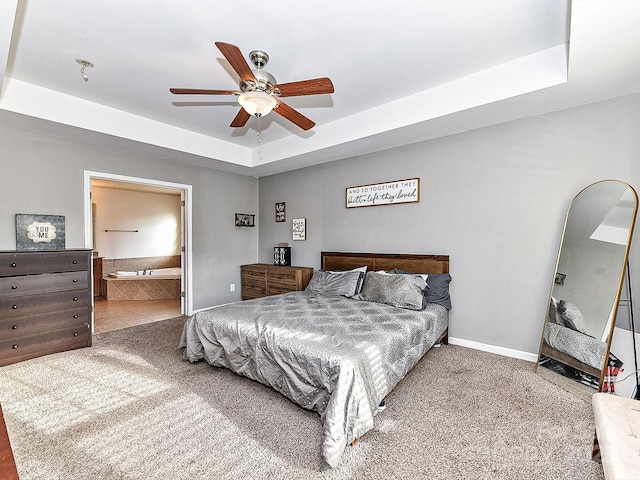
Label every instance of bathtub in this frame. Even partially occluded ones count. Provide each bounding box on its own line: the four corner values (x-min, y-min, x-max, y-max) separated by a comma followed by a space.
108, 267, 181, 279
103, 267, 182, 300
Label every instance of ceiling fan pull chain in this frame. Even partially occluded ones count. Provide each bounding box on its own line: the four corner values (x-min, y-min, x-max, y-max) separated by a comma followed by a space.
257, 116, 262, 144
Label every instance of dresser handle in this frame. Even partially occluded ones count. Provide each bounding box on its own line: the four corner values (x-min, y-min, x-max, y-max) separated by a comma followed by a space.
12, 344, 18, 349
73, 297, 79, 301
11, 325, 18, 330
11, 305, 17, 309
11, 285, 17, 289
10, 263, 16, 268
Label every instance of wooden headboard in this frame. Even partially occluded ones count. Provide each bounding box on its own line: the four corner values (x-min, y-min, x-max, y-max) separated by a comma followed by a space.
321, 251, 449, 274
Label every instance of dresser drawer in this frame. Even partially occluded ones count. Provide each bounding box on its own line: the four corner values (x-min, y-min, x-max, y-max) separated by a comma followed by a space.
0, 271, 89, 297
0, 323, 91, 364
267, 271, 297, 288
242, 268, 266, 281
0, 306, 91, 338
0, 290, 91, 318
0, 251, 89, 277
266, 284, 297, 296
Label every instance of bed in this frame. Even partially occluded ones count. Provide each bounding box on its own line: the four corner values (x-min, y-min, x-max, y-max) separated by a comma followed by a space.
179, 251, 451, 469
539, 297, 607, 380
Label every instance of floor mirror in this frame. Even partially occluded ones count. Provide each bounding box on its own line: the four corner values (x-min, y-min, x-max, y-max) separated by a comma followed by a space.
536, 179, 638, 394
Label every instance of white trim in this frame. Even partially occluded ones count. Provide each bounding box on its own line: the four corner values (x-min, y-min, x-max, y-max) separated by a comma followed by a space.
83, 170, 194, 318
448, 336, 539, 363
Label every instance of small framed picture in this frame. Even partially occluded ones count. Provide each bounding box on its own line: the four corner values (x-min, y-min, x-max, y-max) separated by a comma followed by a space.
16, 213, 66, 250
292, 218, 306, 241
235, 213, 255, 227
275, 202, 286, 222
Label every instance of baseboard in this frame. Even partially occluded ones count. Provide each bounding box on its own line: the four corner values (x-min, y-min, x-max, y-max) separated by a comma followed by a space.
448, 336, 539, 363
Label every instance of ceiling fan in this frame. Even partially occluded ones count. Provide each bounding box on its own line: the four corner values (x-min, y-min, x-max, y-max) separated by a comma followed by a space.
170, 42, 334, 131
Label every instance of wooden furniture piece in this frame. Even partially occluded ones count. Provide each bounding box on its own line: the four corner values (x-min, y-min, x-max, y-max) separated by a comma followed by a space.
0, 404, 19, 480
0, 249, 92, 367
92, 256, 103, 297
240, 263, 313, 300
322, 251, 450, 274
592, 392, 640, 479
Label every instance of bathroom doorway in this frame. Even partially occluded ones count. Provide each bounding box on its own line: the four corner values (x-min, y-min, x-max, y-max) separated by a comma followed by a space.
84, 171, 193, 333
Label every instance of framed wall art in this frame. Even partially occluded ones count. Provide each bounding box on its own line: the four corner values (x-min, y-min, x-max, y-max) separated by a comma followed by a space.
235, 213, 255, 227
16, 213, 66, 250
275, 202, 286, 222
292, 218, 306, 241
346, 178, 420, 208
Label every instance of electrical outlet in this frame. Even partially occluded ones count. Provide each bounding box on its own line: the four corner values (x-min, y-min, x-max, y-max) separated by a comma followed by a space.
230, 283, 235, 292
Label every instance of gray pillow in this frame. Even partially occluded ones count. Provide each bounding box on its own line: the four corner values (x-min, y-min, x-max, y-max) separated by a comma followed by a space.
305, 270, 364, 297
558, 300, 588, 334
358, 271, 427, 310
393, 269, 452, 310
330, 266, 367, 294
547, 297, 565, 326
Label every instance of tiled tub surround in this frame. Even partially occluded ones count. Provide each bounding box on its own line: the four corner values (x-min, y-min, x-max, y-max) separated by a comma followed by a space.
102, 255, 181, 301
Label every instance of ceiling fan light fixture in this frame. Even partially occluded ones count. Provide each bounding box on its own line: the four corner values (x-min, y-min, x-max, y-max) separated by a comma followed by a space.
238, 90, 277, 117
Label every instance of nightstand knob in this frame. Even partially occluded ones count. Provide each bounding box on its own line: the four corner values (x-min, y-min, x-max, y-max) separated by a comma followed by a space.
11, 325, 18, 330
72, 260, 78, 264
10, 263, 16, 268
73, 315, 79, 319
11, 285, 17, 289
73, 332, 79, 337
73, 297, 78, 301
73, 279, 78, 283
11, 305, 17, 309
12, 344, 18, 349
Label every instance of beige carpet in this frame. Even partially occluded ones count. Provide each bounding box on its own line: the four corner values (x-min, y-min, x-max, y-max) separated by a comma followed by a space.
0, 316, 604, 480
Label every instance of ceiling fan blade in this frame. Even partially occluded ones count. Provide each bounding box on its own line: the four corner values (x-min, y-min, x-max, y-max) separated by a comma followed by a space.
230, 108, 251, 128
215, 42, 256, 84
275, 77, 334, 97
274, 101, 315, 131
170, 88, 238, 95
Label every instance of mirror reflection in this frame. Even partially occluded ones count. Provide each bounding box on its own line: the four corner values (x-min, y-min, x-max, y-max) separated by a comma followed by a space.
537, 180, 638, 390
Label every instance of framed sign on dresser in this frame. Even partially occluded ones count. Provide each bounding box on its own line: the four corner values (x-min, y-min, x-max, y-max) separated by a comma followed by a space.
0, 249, 92, 367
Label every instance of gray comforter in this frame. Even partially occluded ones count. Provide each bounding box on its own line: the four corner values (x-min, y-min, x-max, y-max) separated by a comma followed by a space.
179, 290, 448, 469
543, 322, 606, 371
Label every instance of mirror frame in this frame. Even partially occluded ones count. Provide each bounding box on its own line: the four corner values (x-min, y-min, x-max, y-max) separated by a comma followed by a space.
536, 179, 638, 390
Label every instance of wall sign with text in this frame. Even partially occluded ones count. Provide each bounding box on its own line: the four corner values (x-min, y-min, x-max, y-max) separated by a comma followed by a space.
15, 213, 66, 250
346, 178, 420, 208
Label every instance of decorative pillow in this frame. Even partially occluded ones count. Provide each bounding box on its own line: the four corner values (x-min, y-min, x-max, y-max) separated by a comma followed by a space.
305, 270, 364, 297
547, 297, 564, 326
557, 300, 588, 334
357, 271, 427, 310
330, 266, 367, 294
393, 269, 452, 310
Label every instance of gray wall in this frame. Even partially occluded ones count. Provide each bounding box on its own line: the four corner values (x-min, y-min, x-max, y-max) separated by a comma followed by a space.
0, 123, 258, 311
258, 93, 640, 356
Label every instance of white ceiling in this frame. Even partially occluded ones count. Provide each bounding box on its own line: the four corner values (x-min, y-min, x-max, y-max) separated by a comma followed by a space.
1, 1, 640, 177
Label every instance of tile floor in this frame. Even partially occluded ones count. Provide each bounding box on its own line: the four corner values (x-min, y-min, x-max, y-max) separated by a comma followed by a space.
93, 297, 182, 334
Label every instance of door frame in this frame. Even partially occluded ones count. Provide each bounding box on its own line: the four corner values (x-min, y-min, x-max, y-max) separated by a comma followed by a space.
83, 170, 193, 316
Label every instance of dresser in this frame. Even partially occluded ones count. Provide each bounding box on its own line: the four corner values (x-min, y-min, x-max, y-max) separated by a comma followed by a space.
0, 249, 92, 367
241, 263, 313, 300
